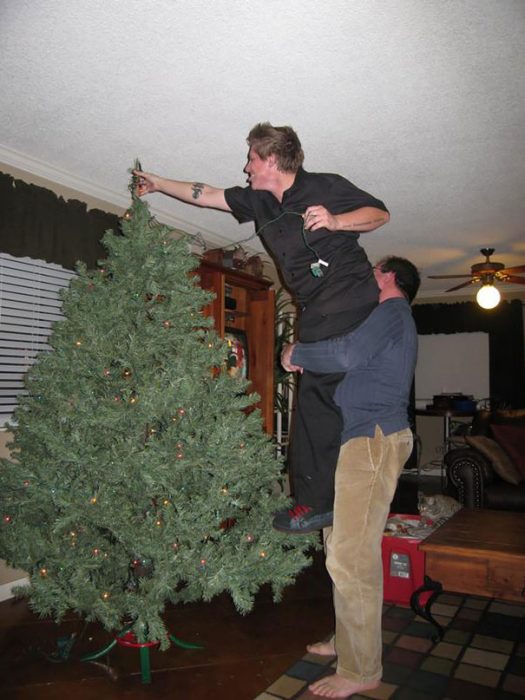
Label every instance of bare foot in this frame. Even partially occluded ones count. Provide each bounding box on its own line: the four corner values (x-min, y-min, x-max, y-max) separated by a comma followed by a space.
309, 672, 380, 697
306, 640, 336, 656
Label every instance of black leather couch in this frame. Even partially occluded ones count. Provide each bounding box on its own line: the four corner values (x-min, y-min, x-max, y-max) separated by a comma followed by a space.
445, 409, 525, 511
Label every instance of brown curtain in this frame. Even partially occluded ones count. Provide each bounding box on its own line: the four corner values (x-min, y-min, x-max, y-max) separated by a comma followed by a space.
0, 171, 120, 270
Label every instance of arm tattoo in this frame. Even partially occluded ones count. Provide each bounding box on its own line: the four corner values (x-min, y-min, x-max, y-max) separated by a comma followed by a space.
191, 182, 205, 200
350, 215, 387, 229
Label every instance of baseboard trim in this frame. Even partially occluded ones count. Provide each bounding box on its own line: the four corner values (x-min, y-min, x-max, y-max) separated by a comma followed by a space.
0, 576, 29, 602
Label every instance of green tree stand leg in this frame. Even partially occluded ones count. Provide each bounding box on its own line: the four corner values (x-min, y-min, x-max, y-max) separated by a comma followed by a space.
139, 646, 151, 684
80, 638, 117, 662
169, 633, 203, 650
78, 630, 203, 684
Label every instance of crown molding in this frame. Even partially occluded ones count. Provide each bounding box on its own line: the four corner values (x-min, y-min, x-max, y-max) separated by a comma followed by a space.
0, 144, 131, 208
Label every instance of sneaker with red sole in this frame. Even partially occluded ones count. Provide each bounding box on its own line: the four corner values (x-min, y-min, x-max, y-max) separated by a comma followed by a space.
272, 504, 333, 533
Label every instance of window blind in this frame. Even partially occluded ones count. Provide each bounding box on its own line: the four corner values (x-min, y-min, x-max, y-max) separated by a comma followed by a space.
0, 253, 76, 427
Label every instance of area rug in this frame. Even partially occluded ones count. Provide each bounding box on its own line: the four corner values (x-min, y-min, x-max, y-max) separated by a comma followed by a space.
256, 594, 525, 699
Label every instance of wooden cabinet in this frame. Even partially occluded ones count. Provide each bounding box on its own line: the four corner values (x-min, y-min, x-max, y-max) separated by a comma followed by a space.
196, 260, 275, 434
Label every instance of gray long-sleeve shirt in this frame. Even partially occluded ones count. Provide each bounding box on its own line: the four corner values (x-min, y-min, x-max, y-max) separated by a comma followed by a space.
291, 297, 418, 443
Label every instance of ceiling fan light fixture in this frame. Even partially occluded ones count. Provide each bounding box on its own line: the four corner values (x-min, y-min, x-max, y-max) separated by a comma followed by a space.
476, 283, 501, 309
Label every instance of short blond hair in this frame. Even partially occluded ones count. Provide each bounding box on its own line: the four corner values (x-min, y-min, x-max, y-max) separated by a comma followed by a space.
247, 122, 304, 173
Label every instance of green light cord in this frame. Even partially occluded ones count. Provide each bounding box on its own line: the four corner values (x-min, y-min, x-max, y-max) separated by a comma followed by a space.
226, 210, 321, 262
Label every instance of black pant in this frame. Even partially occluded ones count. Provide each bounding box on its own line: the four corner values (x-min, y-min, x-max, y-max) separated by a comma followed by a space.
289, 370, 345, 512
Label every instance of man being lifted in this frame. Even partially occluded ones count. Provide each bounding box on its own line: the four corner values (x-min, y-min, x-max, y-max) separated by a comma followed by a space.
135, 122, 390, 532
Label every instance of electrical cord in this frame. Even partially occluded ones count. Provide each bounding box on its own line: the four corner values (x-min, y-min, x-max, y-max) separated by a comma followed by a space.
222, 210, 329, 278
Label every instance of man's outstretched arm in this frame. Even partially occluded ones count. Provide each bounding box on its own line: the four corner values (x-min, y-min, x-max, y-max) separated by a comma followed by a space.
133, 170, 231, 212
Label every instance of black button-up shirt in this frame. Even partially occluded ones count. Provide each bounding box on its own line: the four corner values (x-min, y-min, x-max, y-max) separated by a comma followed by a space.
225, 168, 388, 342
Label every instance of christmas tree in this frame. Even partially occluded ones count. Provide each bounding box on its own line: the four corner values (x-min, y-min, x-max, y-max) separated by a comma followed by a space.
0, 169, 316, 649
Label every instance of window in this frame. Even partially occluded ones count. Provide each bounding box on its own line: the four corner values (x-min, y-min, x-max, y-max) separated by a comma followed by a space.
0, 253, 76, 427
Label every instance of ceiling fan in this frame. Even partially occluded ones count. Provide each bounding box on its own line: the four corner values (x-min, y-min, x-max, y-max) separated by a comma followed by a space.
428, 248, 525, 292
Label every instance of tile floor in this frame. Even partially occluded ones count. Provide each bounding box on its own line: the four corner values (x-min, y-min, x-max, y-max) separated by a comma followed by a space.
258, 594, 525, 699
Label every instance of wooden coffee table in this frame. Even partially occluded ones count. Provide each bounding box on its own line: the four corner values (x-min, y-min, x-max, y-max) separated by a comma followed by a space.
410, 508, 525, 637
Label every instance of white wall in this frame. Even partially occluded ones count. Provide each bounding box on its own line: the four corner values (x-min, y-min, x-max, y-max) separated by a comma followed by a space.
415, 332, 490, 408
414, 332, 490, 472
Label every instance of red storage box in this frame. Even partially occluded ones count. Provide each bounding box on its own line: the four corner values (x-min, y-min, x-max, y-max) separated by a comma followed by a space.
382, 514, 431, 605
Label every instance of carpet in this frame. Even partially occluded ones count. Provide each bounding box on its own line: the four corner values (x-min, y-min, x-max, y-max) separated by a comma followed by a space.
256, 594, 525, 699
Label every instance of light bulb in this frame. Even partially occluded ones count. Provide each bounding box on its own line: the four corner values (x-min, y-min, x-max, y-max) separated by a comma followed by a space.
476, 284, 500, 309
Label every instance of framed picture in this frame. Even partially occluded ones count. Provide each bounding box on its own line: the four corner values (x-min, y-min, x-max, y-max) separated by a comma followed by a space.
224, 328, 249, 380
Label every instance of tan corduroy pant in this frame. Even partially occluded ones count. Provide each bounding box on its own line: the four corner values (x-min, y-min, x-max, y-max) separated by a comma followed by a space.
324, 425, 413, 683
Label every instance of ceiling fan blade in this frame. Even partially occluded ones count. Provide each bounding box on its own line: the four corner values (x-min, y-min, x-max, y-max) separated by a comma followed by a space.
501, 264, 525, 274
445, 280, 474, 292
503, 275, 525, 285
428, 274, 472, 279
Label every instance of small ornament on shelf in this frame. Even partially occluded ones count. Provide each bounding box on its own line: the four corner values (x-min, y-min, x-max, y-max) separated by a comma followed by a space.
245, 254, 263, 277
202, 246, 263, 277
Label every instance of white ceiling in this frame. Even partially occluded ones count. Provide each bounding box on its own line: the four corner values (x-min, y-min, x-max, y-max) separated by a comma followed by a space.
1, 0, 525, 300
